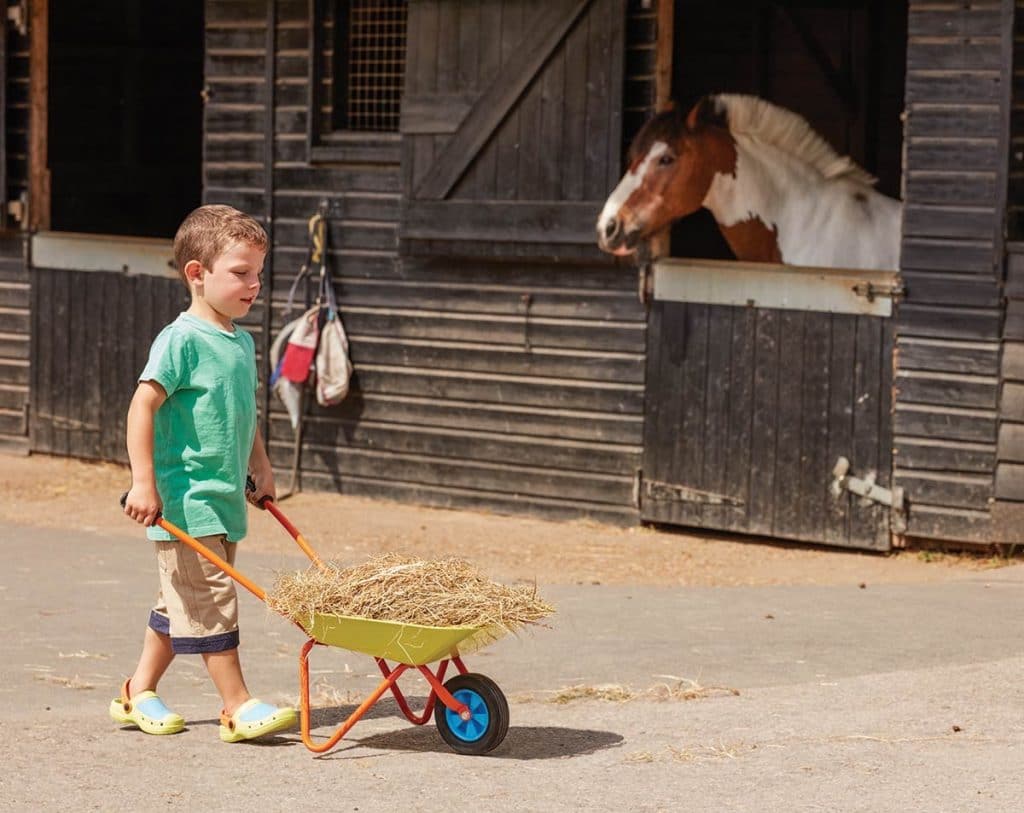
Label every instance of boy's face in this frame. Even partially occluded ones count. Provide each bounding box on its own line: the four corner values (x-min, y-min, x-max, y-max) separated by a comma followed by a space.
187, 240, 265, 327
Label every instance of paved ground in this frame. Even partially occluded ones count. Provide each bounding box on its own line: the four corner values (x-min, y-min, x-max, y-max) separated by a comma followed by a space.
3, 521, 1024, 812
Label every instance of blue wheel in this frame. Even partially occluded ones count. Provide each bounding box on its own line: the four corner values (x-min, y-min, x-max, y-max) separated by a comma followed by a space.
434, 673, 509, 755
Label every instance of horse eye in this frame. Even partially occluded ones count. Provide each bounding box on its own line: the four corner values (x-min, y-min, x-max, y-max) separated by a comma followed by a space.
658, 154, 675, 166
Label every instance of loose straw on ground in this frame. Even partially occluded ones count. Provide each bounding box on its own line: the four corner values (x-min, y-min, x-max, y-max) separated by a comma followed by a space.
267, 553, 554, 651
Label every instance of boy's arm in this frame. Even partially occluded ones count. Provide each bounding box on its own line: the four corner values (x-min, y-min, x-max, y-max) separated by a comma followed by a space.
247, 430, 276, 507
124, 380, 167, 526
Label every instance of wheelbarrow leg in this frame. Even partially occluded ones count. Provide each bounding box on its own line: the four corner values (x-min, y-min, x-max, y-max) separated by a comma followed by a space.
416, 664, 472, 720
299, 639, 408, 754
377, 657, 450, 725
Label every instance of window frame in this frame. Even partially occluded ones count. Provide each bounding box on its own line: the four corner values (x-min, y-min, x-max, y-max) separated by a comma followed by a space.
307, 0, 403, 164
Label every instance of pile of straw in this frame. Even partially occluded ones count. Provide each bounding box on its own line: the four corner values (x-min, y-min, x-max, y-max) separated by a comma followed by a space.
267, 553, 554, 650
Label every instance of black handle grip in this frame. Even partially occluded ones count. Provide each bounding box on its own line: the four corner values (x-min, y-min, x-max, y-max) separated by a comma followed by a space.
245, 474, 271, 508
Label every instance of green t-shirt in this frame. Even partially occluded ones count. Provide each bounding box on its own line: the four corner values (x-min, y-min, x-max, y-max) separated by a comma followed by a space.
140, 313, 257, 543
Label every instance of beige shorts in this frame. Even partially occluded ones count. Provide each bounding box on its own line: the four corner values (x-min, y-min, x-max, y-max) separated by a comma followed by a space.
148, 536, 240, 654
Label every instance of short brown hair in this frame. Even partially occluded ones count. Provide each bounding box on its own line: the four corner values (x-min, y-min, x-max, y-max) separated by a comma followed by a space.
173, 204, 268, 288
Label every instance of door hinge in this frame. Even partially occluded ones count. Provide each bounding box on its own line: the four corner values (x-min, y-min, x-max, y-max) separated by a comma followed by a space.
830, 456, 906, 534
641, 475, 744, 507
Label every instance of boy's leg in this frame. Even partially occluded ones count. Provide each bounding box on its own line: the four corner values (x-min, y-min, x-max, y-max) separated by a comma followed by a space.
110, 584, 184, 734
203, 647, 250, 715
129, 625, 175, 696
164, 535, 296, 740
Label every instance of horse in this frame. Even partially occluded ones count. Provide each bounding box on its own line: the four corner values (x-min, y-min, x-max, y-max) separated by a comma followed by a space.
596, 94, 902, 270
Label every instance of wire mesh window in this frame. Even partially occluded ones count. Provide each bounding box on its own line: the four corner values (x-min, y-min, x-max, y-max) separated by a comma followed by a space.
331, 0, 407, 133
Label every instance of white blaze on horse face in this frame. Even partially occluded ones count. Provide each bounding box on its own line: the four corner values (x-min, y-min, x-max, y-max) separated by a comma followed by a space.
597, 142, 669, 253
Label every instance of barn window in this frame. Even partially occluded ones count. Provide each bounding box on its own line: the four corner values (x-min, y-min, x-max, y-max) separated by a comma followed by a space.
331, 0, 406, 132
309, 0, 406, 162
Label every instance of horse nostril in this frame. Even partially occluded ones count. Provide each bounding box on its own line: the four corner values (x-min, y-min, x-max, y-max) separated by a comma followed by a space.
603, 218, 620, 241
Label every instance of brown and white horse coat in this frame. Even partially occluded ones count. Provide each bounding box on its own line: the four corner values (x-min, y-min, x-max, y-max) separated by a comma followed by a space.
596, 94, 902, 271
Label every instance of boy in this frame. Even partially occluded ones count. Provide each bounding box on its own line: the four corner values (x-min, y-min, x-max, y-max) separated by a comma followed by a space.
113, 204, 297, 742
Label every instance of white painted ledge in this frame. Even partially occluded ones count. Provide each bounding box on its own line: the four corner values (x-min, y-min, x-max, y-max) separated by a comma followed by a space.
30, 231, 176, 278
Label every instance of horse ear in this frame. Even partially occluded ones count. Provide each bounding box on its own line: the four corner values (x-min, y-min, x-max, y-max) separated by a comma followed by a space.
686, 96, 727, 132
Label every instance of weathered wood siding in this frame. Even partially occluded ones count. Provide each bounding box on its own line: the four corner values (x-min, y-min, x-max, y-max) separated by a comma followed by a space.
643, 302, 893, 550
29, 270, 188, 459
0, 1, 28, 453
997, 5, 1024, 535
203, 0, 649, 524
895, 0, 1013, 542
399, 0, 624, 259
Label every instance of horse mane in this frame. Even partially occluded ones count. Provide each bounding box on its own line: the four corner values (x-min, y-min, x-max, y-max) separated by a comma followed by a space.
708, 94, 878, 187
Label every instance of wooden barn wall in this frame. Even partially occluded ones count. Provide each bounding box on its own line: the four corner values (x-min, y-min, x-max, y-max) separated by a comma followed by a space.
995, 1, 1024, 537
203, 0, 656, 524
0, 2, 29, 454
896, 0, 1013, 543
28, 270, 188, 460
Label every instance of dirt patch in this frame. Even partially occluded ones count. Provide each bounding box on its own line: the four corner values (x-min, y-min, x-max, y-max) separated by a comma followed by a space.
0, 452, 1002, 587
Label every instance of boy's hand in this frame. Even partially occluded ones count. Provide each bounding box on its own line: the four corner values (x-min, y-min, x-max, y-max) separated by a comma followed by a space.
246, 467, 276, 508
124, 483, 162, 526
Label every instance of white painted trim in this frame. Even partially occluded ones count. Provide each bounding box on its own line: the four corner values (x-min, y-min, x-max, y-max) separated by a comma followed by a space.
30, 231, 176, 278
652, 257, 900, 318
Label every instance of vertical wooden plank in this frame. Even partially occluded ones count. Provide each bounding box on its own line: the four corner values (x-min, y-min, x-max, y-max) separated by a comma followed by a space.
877, 318, 895, 546
537, 26, 566, 202
727, 307, 758, 533
117, 274, 139, 463
655, 0, 673, 109
410, 0, 440, 193
796, 313, 832, 541
30, 268, 52, 453
560, 0, 587, 201
772, 310, 805, 536
515, 30, 544, 199
51, 270, 71, 456
495, 0, 523, 200
825, 314, 855, 546
650, 301, 688, 525
99, 272, 122, 461
80, 273, 104, 458
678, 303, 709, 527
747, 309, 780, 536
28, 0, 49, 230
603, 0, 625, 191
66, 269, 87, 458
850, 315, 887, 547
700, 305, 735, 530
464, 0, 503, 197
583, 0, 611, 201
641, 301, 666, 495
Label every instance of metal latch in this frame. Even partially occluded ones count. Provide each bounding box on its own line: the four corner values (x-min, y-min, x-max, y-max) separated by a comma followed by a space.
640, 474, 744, 508
852, 279, 903, 303
830, 456, 906, 533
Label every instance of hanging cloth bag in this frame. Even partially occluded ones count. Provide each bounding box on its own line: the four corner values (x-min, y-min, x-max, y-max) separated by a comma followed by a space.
314, 268, 353, 406
269, 211, 327, 428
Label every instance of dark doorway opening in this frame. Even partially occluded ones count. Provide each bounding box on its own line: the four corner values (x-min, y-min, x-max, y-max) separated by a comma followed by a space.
48, 1, 203, 238
669, 0, 908, 260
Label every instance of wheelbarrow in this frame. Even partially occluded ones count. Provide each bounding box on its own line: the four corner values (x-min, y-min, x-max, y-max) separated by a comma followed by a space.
120, 491, 509, 755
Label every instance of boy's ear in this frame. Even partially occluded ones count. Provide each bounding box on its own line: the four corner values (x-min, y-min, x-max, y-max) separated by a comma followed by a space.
182, 259, 204, 285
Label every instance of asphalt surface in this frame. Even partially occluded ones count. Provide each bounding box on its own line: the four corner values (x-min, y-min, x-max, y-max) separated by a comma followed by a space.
2, 522, 1023, 811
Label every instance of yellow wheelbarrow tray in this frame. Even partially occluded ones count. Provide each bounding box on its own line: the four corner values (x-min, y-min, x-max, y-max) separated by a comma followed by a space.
133, 496, 510, 756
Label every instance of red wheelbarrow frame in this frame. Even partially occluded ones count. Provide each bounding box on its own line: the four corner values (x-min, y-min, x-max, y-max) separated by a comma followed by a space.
147, 502, 481, 755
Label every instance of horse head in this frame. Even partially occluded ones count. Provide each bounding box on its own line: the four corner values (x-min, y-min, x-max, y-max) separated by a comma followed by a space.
596, 98, 736, 257
597, 94, 902, 270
